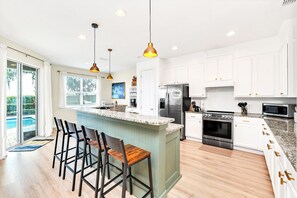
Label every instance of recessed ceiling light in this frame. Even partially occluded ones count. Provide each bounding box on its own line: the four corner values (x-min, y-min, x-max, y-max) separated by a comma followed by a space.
226, 31, 236, 37
115, 9, 127, 17
78, 34, 87, 40
171, 46, 178, 50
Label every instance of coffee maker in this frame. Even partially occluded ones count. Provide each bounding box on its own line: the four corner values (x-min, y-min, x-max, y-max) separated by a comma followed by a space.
130, 99, 137, 107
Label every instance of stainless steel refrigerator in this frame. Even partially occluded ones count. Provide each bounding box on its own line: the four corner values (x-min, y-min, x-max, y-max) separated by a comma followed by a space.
159, 84, 191, 140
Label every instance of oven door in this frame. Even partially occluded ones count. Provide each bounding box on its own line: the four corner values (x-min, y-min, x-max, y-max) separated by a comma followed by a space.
203, 119, 233, 142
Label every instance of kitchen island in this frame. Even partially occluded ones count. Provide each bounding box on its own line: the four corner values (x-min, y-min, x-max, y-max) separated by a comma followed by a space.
74, 107, 183, 198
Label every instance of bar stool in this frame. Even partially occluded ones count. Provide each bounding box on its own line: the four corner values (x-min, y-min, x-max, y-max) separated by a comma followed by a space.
52, 117, 80, 177
100, 132, 154, 198
78, 126, 111, 198
63, 121, 93, 191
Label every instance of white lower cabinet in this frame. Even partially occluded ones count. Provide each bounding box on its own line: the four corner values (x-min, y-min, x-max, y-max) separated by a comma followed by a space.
185, 112, 202, 141
234, 117, 261, 151
259, 121, 297, 198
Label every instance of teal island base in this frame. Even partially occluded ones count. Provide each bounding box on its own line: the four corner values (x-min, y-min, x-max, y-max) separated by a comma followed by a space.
76, 109, 182, 198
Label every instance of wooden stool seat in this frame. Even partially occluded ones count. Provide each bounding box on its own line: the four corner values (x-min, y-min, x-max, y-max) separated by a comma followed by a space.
87, 139, 106, 151
100, 133, 154, 198
108, 144, 151, 166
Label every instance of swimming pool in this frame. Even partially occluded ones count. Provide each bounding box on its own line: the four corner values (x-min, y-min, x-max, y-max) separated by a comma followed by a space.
6, 117, 36, 129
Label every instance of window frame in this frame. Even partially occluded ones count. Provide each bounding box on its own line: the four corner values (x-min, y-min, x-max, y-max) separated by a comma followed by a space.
64, 74, 99, 107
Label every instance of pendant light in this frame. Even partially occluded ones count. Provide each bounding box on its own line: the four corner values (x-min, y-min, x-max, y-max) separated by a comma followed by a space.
106, 48, 113, 80
143, 0, 158, 58
90, 23, 100, 72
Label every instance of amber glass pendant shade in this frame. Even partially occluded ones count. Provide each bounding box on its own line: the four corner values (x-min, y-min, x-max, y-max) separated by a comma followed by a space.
143, 42, 158, 58
107, 73, 113, 80
90, 63, 100, 72
89, 23, 100, 72
143, 0, 158, 58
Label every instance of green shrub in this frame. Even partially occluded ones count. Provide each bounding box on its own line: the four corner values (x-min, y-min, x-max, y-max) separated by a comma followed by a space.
6, 95, 36, 116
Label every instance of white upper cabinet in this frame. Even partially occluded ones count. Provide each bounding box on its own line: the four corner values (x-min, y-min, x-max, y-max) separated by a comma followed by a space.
218, 55, 233, 81
204, 57, 218, 83
204, 54, 233, 87
234, 57, 253, 97
253, 53, 276, 97
175, 65, 188, 84
188, 63, 206, 97
277, 44, 288, 96
234, 52, 279, 97
160, 65, 188, 85
161, 67, 175, 85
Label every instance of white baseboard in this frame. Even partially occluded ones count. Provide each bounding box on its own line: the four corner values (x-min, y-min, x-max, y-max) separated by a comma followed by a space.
234, 146, 263, 155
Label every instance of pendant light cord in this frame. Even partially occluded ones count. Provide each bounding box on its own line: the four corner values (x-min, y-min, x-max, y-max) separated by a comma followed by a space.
149, 0, 152, 42
109, 50, 111, 74
94, 27, 96, 63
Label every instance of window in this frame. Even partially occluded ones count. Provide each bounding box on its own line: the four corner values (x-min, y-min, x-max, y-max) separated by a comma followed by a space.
65, 75, 98, 106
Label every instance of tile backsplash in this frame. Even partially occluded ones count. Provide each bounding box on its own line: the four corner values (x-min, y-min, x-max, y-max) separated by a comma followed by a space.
192, 87, 296, 114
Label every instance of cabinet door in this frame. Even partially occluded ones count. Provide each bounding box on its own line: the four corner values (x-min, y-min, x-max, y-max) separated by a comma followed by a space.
234, 57, 253, 97
175, 66, 188, 84
161, 67, 175, 85
188, 63, 205, 97
218, 55, 233, 81
274, 160, 287, 198
204, 57, 218, 83
287, 182, 297, 198
234, 122, 259, 150
185, 114, 202, 140
278, 44, 288, 96
254, 53, 275, 97
140, 69, 156, 116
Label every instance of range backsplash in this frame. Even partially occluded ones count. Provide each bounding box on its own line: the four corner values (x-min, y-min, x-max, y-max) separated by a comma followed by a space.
192, 87, 296, 114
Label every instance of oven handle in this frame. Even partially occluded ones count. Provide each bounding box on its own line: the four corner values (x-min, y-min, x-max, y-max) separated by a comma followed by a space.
203, 118, 233, 123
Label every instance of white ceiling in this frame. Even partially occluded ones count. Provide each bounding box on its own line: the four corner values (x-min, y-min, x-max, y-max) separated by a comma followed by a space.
0, 0, 296, 72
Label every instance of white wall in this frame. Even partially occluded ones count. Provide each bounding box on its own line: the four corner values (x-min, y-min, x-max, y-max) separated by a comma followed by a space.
51, 64, 109, 122
192, 87, 296, 114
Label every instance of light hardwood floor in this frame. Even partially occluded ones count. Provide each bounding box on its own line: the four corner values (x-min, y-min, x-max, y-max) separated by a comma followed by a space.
0, 137, 274, 198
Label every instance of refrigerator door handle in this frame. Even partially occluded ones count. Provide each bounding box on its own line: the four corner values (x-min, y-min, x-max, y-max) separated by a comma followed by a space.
166, 92, 170, 115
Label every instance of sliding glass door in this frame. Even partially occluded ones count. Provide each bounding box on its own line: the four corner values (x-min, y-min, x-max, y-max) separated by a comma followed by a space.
6, 60, 38, 148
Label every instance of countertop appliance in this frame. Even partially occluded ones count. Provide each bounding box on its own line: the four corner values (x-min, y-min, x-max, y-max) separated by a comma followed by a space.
159, 84, 191, 140
262, 103, 296, 118
202, 111, 234, 150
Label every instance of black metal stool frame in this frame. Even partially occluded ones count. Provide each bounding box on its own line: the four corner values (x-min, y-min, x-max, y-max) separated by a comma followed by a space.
52, 117, 77, 177
63, 121, 96, 191
99, 132, 154, 198
79, 126, 116, 198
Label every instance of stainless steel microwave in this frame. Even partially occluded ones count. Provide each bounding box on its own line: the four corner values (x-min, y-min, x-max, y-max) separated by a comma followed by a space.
262, 103, 296, 118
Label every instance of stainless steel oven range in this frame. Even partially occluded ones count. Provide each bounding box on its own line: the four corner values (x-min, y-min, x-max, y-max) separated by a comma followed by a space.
202, 111, 234, 150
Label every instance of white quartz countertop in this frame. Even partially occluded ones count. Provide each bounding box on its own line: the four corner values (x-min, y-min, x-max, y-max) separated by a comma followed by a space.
74, 107, 175, 126
166, 123, 184, 135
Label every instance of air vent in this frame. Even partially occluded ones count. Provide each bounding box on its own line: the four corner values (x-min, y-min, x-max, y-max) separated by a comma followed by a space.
282, 0, 296, 5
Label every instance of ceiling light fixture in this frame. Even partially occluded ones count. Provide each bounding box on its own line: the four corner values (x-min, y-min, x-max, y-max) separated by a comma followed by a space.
171, 46, 178, 50
115, 9, 127, 17
226, 31, 236, 37
89, 23, 100, 73
143, 0, 158, 58
78, 34, 86, 40
107, 49, 113, 80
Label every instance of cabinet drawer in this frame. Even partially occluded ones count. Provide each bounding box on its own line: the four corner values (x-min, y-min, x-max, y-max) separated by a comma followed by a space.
186, 113, 202, 119
234, 117, 261, 125
284, 153, 297, 192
